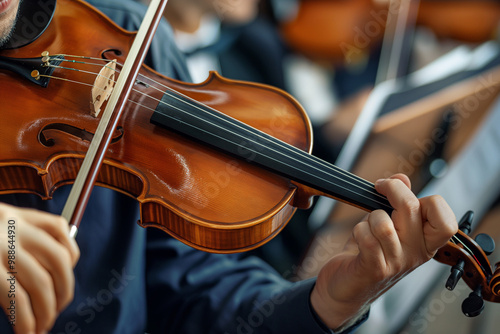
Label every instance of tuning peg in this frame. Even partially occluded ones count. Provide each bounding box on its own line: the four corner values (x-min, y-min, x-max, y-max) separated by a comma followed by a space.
474, 233, 495, 256
462, 285, 485, 317
446, 259, 465, 291
458, 210, 474, 235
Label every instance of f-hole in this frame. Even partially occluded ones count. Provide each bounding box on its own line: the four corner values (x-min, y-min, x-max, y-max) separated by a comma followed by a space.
39, 123, 124, 147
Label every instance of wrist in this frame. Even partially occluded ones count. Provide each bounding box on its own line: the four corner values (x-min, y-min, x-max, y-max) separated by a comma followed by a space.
310, 285, 370, 330
331, 305, 370, 333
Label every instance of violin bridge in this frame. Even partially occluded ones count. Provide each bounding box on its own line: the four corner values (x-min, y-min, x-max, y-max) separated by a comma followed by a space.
90, 59, 117, 117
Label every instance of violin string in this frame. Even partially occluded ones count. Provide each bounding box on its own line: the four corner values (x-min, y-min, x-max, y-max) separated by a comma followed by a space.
47, 57, 381, 200
45, 64, 113, 79
42, 62, 494, 285
50, 56, 375, 190
49, 60, 386, 204
45, 57, 492, 272
134, 87, 383, 202
124, 96, 391, 208
37, 74, 104, 91
131, 90, 388, 204
144, 105, 389, 207
49, 56, 151, 87
46, 56, 387, 203
154, 103, 392, 209
54, 55, 379, 193
137, 76, 376, 189
46, 57, 376, 194
147, 89, 388, 202
451, 235, 485, 272
53, 58, 108, 67
107, 69, 383, 199
53, 54, 117, 63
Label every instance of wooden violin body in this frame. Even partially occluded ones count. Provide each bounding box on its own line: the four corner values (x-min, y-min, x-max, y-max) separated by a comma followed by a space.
1, 0, 500, 317
0, 0, 314, 252
280, 0, 500, 62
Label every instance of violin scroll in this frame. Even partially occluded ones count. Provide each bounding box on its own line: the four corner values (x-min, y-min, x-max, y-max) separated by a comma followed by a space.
434, 210, 500, 316
491, 263, 500, 296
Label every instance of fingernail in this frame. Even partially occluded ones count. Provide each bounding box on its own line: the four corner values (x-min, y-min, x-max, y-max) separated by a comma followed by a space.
375, 178, 385, 185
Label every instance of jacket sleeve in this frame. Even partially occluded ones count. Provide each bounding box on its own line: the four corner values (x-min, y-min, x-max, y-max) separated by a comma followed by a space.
143, 228, 367, 334
85, 0, 192, 82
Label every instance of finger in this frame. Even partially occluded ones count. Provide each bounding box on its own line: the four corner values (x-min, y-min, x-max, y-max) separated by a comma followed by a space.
367, 210, 403, 270
22, 226, 75, 312
375, 177, 418, 213
375, 177, 421, 229
16, 252, 58, 333
342, 214, 370, 254
352, 221, 388, 280
419, 195, 458, 255
388, 174, 411, 189
20, 209, 80, 266
0, 275, 36, 334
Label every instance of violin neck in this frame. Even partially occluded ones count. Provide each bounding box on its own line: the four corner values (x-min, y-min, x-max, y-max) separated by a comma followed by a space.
151, 91, 392, 214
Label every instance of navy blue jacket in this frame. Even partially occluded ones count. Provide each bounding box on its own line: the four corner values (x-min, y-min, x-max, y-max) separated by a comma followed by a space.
0, 1, 366, 333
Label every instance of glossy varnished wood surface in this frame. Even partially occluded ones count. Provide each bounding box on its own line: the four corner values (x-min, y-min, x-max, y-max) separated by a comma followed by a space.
0, 0, 313, 252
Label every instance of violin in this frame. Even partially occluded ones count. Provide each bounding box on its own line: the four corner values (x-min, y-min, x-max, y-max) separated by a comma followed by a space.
0, 0, 390, 252
0, 0, 498, 316
434, 211, 500, 316
280, 0, 500, 63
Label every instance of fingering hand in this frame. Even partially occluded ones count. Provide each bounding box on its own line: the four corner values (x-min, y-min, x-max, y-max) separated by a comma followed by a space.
310, 174, 458, 330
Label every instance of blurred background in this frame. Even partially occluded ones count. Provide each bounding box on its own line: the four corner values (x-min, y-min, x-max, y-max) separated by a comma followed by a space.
143, 0, 500, 333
